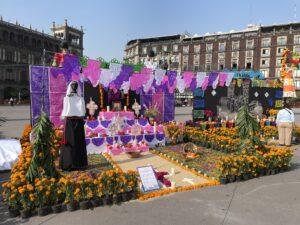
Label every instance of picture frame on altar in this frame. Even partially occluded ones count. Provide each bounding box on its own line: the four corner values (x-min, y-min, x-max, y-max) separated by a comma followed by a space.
113, 101, 121, 111
137, 165, 160, 193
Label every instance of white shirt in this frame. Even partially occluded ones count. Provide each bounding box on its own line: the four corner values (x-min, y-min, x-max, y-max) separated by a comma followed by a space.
61, 96, 86, 118
276, 108, 295, 123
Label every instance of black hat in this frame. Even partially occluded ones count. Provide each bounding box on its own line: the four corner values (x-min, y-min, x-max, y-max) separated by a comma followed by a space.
61, 41, 69, 50
148, 50, 155, 58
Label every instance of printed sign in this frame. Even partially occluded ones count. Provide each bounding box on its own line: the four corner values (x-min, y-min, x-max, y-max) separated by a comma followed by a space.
137, 166, 160, 192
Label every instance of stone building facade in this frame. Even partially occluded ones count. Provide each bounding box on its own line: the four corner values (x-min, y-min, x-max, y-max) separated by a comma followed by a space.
0, 18, 84, 102
124, 22, 300, 90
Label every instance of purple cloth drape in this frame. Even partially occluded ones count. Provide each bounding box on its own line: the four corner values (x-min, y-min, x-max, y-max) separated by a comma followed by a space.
163, 93, 175, 122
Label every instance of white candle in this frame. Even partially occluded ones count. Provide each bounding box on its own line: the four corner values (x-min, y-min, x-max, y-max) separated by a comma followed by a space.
171, 182, 176, 189
226, 116, 228, 121
234, 115, 237, 120
154, 122, 157, 133
124, 106, 127, 111
101, 115, 105, 121
171, 168, 175, 176
107, 106, 110, 112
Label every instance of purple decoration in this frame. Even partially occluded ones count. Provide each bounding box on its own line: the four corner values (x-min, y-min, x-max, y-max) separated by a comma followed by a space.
127, 120, 135, 126
92, 137, 105, 146
120, 135, 132, 144
85, 139, 90, 146
189, 78, 197, 91
101, 120, 111, 128
86, 120, 100, 129
164, 93, 175, 122
106, 137, 113, 145
208, 72, 218, 86
51, 55, 80, 83
31, 92, 50, 125
138, 118, 148, 126
140, 94, 152, 114
50, 95, 64, 116
114, 136, 119, 142
110, 64, 133, 89
167, 70, 177, 86
30, 66, 49, 92
108, 90, 121, 104
145, 134, 155, 142
156, 133, 165, 141
136, 135, 144, 142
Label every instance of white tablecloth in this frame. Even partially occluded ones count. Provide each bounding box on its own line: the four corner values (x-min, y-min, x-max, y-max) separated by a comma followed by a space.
0, 139, 21, 171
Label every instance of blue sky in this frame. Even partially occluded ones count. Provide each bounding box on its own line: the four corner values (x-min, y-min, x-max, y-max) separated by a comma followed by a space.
1, 0, 299, 60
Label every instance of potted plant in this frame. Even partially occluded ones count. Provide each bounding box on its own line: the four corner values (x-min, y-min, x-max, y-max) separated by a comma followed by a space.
19, 187, 34, 219
90, 179, 103, 207
99, 170, 115, 205
51, 178, 65, 214
143, 104, 160, 125
61, 177, 78, 211
77, 175, 93, 210
2, 182, 21, 217
165, 122, 182, 145
34, 178, 52, 217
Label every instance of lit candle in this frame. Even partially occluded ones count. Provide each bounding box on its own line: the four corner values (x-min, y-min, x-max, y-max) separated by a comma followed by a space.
225, 116, 228, 121
107, 106, 110, 112
124, 106, 127, 111
154, 122, 157, 133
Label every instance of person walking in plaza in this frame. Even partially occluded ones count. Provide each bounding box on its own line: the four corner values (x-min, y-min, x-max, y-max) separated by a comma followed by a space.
276, 102, 295, 147
9, 97, 14, 106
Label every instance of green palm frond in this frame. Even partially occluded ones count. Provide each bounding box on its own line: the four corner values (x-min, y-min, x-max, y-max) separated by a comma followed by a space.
26, 111, 58, 182
236, 102, 263, 150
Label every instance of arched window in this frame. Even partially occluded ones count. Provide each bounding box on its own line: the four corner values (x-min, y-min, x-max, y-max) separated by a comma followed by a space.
44, 41, 48, 50
9, 32, 15, 42
32, 38, 36, 48
3, 30, 8, 41
17, 34, 23, 45
24, 36, 29, 46
37, 40, 42, 49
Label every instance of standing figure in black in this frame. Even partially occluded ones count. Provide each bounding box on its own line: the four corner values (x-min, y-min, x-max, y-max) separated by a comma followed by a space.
60, 81, 88, 171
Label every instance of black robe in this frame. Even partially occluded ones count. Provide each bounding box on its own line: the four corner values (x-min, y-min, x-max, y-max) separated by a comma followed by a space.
60, 118, 88, 170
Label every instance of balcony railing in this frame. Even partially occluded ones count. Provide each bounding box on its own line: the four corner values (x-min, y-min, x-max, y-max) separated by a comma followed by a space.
246, 45, 255, 50
261, 43, 271, 47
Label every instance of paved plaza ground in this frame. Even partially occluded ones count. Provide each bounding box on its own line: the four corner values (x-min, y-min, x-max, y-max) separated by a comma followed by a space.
0, 105, 300, 225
